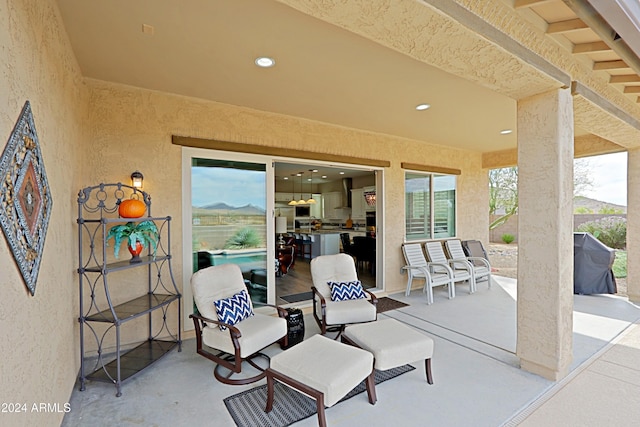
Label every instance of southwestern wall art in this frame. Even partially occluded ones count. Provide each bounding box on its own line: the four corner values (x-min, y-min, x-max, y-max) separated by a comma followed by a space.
0, 101, 53, 296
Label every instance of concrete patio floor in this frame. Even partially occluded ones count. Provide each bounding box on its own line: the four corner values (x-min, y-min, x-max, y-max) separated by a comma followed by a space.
62, 276, 640, 426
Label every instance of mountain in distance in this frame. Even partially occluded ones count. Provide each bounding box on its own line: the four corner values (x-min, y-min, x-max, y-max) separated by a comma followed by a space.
574, 196, 626, 213
196, 202, 265, 215
199, 202, 234, 210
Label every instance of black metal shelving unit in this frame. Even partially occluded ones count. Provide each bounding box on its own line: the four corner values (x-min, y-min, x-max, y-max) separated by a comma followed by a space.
77, 183, 181, 397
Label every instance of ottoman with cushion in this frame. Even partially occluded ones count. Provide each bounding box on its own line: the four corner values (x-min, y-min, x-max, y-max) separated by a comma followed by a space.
342, 318, 435, 384
265, 334, 376, 427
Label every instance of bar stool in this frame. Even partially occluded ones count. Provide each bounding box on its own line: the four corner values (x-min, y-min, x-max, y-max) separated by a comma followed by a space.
293, 233, 303, 257
300, 234, 312, 259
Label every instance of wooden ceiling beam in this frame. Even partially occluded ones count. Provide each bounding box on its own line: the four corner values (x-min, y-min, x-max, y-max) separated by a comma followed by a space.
623, 86, 640, 93
547, 18, 588, 34
609, 75, 640, 84
565, 0, 640, 77
171, 136, 392, 168
514, 0, 557, 9
573, 41, 612, 54
593, 60, 628, 70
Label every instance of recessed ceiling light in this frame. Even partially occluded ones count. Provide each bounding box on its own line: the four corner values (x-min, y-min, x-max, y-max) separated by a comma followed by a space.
283, 177, 288, 180
321, 175, 327, 179
500, 129, 513, 135
255, 57, 275, 68
339, 172, 345, 175
415, 104, 431, 111
312, 169, 318, 173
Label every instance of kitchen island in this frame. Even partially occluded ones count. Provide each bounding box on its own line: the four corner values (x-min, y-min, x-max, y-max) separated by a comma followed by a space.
308, 232, 341, 259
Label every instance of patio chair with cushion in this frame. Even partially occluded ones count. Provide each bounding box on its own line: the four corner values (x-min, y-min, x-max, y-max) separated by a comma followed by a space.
401, 243, 455, 305
311, 253, 378, 337
424, 241, 475, 295
445, 239, 491, 292
461, 239, 489, 261
189, 263, 288, 385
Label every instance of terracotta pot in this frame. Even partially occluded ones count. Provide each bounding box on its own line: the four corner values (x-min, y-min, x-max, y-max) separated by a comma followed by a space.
128, 241, 144, 263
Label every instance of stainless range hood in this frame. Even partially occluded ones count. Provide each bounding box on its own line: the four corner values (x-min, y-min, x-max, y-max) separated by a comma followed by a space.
336, 178, 352, 209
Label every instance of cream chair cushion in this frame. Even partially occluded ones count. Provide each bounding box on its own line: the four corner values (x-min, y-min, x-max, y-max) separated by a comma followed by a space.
311, 253, 359, 298
202, 313, 287, 358
270, 334, 374, 407
191, 263, 286, 358
344, 318, 434, 371
191, 263, 250, 326
324, 298, 376, 325
311, 254, 377, 325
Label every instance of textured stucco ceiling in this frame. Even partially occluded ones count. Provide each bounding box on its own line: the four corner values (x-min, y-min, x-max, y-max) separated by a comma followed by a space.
56, 0, 638, 154
56, 0, 526, 153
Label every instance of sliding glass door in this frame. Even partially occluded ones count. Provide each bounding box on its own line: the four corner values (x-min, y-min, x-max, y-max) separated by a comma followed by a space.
183, 149, 274, 326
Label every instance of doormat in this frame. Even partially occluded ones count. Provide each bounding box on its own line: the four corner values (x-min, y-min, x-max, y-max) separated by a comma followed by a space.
280, 291, 313, 303
377, 297, 409, 313
224, 364, 415, 427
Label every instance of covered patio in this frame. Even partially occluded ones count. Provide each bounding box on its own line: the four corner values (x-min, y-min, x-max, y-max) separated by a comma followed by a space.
6, 1, 640, 424
62, 276, 640, 426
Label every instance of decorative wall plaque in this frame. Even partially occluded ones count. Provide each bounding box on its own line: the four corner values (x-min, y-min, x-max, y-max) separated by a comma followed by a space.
0, 101, 53, 295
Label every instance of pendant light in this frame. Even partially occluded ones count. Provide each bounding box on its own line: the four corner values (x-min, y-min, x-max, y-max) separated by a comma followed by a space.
297, 173, 307, 205
288, 175, 297, 205
306, 169, 317, 204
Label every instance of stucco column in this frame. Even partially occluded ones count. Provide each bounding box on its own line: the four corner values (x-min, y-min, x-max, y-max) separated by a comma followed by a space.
516, 88, 574, 381
627, 149, 640, 303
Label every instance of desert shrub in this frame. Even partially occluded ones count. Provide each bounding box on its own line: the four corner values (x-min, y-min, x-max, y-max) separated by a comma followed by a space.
574, 207, 593, 214
501, 233, 515, 244
224, 227, 263, 249
576, 216, 626, 249
613, 250, 627, 278
598, 206, 624, 214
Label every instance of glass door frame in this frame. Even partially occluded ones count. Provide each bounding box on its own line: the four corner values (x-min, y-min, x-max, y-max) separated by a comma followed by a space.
182, 147, 385, 329
181, 147, 276, 330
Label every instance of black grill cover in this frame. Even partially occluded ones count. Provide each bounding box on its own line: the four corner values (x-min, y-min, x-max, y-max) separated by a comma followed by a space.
573, 232, 617, 295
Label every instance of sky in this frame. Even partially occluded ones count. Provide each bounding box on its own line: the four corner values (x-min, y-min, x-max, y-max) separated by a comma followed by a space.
579, 152, 627, 206
192, 166, 266, 209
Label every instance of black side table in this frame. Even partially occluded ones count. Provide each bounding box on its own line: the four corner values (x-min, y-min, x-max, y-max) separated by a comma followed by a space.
281, 308, 305, 349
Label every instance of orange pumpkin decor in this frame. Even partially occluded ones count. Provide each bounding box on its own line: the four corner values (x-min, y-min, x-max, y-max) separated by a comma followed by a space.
118, 199, 146, 218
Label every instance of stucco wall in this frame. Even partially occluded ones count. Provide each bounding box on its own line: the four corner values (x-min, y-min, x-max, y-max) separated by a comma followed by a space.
85, 79, 488, 303
0, 0, 88, 425
1, 1, 488, 415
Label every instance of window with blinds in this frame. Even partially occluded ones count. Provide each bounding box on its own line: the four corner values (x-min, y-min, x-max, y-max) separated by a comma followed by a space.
405, 172, 456, 240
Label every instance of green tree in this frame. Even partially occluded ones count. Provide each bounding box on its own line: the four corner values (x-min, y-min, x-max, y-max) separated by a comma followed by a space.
489, 167, 518, 229
489, 159, 594, 230
573, 158, 594, 197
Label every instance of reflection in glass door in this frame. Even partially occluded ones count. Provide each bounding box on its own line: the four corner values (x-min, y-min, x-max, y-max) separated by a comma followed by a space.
190, 158, 269, 305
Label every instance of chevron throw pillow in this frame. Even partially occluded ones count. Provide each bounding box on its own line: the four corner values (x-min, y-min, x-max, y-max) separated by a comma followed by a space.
214, 289, 254, 330
329, 280, 366, 301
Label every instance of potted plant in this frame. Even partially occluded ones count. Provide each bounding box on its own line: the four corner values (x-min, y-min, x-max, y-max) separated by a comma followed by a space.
106, 220, 159, 263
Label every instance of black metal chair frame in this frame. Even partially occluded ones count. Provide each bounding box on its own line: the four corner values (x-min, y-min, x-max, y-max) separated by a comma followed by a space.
189, 304, 289, 385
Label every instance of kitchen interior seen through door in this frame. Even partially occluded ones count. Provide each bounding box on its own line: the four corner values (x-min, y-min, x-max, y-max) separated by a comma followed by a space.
191, 158, 269, 304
